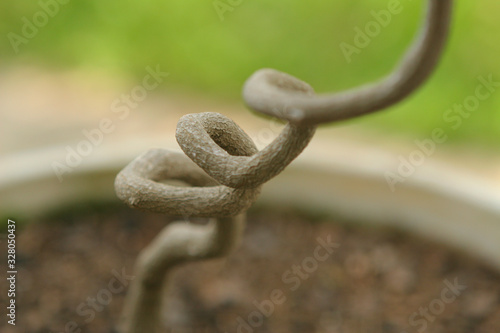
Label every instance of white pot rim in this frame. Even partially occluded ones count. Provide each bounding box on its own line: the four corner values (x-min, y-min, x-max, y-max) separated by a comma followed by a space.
1, 137, 500, 271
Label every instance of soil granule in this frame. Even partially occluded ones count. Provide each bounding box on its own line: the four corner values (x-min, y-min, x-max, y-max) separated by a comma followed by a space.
1, 204, 500, 333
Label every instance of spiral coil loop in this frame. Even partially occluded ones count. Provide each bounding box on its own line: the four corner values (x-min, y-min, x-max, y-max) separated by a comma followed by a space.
114, 1, 453, 332
115, 111, 315, 217
116, 0, 453, 217
243, 0, 453, 126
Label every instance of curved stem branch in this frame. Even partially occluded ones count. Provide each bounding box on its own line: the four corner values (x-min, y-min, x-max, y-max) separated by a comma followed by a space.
243, 0, 454, 126
118, 214, 246, 333
115, 1, 455, 332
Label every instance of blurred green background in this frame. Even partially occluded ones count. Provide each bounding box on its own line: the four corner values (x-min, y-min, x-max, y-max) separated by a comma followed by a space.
1, 0, 498, 146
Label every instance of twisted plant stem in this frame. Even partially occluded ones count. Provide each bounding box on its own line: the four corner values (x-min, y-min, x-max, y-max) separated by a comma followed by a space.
114, 1, 453, 332
118, 214, 246, 333
242, 0, 453, 126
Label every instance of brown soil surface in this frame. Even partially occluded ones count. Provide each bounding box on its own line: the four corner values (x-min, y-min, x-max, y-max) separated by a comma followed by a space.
1, 204, 500, 333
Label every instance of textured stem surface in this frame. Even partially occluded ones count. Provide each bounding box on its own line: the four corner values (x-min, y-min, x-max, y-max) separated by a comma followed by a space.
115, 149, 261, 217
118, 214, 246, 333
114, 1, 454, 332
242, 0, 454, 126
176, 113, 317, 189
